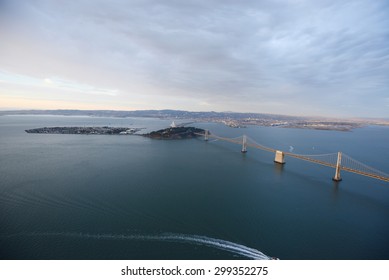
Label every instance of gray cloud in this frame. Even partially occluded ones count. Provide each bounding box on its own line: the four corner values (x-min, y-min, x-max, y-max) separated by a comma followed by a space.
0, 0, 388, 117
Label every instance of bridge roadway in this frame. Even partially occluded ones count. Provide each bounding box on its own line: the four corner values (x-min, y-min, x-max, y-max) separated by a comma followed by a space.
195, 132, 389, 182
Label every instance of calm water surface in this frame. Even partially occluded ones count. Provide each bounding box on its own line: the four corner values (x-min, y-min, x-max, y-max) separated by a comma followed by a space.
0, 115, 388, 259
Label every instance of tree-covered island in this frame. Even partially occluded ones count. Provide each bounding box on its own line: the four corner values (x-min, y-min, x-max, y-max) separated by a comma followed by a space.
142, 127, 205, 140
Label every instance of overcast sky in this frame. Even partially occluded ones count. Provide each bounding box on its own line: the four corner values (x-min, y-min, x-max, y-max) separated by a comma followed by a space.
0, 0, 388, 117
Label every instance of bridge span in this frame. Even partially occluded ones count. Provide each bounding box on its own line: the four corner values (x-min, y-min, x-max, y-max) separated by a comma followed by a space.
195, 131, 389, 183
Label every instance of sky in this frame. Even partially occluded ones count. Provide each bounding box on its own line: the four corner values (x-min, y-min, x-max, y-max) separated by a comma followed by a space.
0, 0, 388, 118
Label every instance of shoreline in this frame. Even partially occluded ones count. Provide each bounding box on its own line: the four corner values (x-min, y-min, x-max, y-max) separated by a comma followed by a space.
4, 112, 387, 132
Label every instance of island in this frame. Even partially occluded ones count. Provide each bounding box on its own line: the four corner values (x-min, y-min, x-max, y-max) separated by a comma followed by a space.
25, 125, 205, 140
142, 127, 205, 140
25, 126, 142, 135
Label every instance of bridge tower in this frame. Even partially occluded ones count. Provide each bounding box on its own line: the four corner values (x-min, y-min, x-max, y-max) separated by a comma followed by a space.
241, 135, 247, 153
333, 152, 342, 181
204, 130, 209, 141
274, 151, 285, 164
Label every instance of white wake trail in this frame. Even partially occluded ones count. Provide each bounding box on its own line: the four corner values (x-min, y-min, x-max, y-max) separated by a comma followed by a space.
11, 232, 270, 260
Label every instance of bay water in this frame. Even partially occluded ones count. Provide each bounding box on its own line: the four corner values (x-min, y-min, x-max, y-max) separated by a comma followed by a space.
0, 115, 388, 259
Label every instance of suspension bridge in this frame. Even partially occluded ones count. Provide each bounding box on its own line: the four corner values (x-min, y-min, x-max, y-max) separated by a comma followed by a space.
195, 130, 389, 183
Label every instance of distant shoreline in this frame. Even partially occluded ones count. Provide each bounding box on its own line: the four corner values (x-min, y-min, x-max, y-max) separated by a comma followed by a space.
3, 109, 388, 132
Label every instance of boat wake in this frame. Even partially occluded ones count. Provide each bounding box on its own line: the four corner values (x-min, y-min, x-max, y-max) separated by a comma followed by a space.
5, 232, 270, 260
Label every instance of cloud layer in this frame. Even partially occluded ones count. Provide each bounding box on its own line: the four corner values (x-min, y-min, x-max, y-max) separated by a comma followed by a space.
1, 0, 388, 117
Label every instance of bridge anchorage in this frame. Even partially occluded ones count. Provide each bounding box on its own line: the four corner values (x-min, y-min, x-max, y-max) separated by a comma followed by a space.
196, 131, 389, 183
274, 151, 285, 164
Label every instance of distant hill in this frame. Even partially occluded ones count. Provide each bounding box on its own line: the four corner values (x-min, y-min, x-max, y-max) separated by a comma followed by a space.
0, 109, 303, 120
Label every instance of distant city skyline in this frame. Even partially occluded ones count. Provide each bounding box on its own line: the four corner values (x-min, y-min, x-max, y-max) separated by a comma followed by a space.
1, 0, 388, 118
